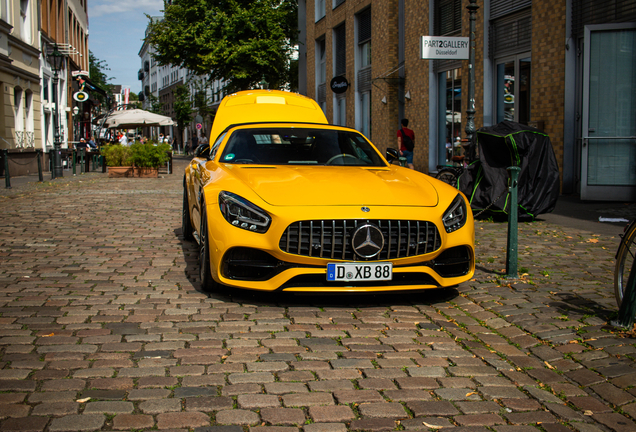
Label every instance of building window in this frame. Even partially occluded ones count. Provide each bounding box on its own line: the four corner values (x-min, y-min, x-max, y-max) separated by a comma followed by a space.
316, 37, 327, 114
315, 0, 325, 22
440, 68, 462, 163
333, 0, 345, 9
435, 0, 461, 36
43, 77, 49, 102
356, 9, 371, 138
496, 55, 531, 124
334, 24, 346, 76
20, 0, 31, 43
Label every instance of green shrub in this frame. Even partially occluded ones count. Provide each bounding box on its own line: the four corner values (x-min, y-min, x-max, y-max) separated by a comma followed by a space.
128, 142, 171, 168
101, 144, 131, 166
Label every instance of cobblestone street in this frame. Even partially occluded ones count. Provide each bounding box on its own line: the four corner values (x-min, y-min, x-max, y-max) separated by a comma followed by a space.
0, 158, 634, 432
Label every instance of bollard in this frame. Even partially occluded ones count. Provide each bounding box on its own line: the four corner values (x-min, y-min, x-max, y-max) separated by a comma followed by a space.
3, 149, 10, 189
80, 149, 85, 173
50, 151, 55, 180
612, 258, 636, 329
506, 166, 521, 278
37, 149, 43, 182
72, 150, 77, 176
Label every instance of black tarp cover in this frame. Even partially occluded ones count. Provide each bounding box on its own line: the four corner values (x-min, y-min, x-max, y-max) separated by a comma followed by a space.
459, 121, 560, 219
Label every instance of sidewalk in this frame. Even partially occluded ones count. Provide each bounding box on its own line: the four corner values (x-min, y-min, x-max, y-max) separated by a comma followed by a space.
0, 158, 634, 432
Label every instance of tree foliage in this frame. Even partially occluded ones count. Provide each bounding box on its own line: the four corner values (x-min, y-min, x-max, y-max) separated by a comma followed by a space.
173, 85, 193, 145
146, 0, 298, 93
88, 51, 115, 108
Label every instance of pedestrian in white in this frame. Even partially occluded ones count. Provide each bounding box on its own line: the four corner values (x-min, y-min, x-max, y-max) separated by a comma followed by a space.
119, 133, 128, 146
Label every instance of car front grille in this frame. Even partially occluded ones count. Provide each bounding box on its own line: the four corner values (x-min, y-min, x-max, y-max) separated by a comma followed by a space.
279, 219, 441, 261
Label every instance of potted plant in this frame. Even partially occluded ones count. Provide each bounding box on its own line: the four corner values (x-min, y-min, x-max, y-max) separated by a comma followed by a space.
101, 144, 133, 177
129, 142, 172, 177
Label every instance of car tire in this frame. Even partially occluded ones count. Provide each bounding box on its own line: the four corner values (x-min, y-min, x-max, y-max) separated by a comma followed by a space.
436, 168, 459, 187
199, 203, 220, 293
182, 180, 194, 241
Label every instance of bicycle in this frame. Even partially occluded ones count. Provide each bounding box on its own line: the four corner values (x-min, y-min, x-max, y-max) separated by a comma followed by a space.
435, 138, 476, 186
614, 219, 636, 307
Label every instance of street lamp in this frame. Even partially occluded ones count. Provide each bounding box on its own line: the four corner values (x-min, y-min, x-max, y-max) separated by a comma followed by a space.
50, 44, 65, 179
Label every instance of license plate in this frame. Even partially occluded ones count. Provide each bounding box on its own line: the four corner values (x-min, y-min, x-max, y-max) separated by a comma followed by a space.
327, 262, 393, 282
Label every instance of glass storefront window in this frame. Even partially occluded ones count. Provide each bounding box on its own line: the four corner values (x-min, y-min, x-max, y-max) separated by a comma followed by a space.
496, 55, 531, 124
444, 68, 462, 163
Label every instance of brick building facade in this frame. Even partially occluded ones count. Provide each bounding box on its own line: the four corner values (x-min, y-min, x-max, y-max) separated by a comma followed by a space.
300, 0, 636, 201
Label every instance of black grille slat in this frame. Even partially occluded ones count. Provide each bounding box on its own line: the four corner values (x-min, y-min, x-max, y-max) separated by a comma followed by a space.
279, 219, 442, 261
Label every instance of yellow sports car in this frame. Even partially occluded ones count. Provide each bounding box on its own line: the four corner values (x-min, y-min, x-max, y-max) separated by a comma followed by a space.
183, 90, 474, 293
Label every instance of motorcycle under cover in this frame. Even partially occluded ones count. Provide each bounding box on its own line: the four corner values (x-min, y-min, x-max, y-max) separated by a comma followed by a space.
459, 121, 560, 218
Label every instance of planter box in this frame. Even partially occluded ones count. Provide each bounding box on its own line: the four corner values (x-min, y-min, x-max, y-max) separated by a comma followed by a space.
135, 167, 159, 178
108, 166, 134, 178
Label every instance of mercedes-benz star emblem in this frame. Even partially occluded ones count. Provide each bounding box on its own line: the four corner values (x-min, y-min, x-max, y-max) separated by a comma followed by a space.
361, 206, 370, 213
351, 224, 384, 259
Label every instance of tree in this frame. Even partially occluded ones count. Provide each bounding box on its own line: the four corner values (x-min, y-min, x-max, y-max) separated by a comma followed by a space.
147, 94, 164, 115
146, 0, 298, 93
173, 85, 193, 147
88, 51, 115, 108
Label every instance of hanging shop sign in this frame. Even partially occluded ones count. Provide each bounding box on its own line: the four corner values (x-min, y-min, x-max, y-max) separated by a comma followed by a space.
421, 36, 470, 60
330, 76, 349, 94
73, 91, 89, 102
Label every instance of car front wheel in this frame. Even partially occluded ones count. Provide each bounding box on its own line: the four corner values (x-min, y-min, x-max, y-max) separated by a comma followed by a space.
199, 203, 220, 293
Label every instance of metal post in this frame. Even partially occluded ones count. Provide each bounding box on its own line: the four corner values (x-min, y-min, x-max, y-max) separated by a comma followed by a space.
464, 0, 479, 146
50, 45, 64, 179
612, 258, 636, 329
80, 149, 85, 173
3, 149, 10, 189
37, 149, 43, 182
72, 150, 77, 175
506, 166, 521, 278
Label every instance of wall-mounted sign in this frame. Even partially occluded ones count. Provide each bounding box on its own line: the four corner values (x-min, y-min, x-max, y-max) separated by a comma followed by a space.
421, 36, 469, 60
73, 91, 89, 102
330, 76, 349, 94
71, 70, 90, 77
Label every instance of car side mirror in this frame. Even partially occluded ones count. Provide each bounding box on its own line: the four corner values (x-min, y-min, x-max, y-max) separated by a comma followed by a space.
386, 148, 399, 164
194, 144, 210, 159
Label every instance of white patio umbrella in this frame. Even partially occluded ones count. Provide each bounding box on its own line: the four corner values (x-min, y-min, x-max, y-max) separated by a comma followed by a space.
105, 109, 175, 128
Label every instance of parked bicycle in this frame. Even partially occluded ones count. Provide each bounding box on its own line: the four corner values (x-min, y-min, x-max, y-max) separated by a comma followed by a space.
435, 138, 476, 187
615, 219, 636, 307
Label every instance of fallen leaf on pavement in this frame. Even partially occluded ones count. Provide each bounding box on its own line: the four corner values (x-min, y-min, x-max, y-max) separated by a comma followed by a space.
422, 422, 443, 429
544, 361, 554, 369
584, 410, 593, 416
76, 397, 90, 403
465, 392, 477, 397
41, 333, 54, 337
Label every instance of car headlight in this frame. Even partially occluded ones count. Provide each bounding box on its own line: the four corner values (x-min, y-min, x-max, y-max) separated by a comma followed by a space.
219, 191, 271, 233
442, 194, 467, 233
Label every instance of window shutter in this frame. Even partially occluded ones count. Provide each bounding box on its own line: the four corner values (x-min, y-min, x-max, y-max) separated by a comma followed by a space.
334, 24, 346, 76
358, 8, 371, 43
572, 0, 636, 37
490, 0, 532, 20
489, 9, 532, 59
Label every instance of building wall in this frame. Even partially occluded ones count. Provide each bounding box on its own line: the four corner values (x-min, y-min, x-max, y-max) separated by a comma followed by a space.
0, 0, 42, 151
531, 0, 566, 168
403, 0, 430, 170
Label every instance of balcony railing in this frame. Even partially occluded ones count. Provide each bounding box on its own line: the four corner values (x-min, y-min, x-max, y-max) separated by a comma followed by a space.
15, 130, 35, 148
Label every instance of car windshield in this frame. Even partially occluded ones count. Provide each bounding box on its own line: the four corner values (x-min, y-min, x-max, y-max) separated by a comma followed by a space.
218, 127, 386, 167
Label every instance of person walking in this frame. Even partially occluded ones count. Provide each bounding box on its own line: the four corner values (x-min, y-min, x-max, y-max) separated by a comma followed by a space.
190, 134, 199, 156
397, 119, 415, 170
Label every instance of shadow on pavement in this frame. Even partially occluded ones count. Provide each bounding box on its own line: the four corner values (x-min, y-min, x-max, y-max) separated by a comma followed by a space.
174, 225, 462, 307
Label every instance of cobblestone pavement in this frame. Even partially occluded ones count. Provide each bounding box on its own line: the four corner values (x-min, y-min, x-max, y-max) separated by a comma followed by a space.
0, 158, 634, 432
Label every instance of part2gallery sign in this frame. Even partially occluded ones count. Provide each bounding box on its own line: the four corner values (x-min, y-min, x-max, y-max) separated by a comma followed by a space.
421, 36, 469, 60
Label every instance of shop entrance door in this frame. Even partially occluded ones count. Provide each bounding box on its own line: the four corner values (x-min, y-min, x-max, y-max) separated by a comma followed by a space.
581, 24, 636, 201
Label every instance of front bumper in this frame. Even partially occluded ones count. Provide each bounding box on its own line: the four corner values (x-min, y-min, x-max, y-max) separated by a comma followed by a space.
205, 203, 475, 293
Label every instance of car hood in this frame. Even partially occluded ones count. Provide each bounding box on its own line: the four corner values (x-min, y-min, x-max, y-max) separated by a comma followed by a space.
223, 165, 439, 207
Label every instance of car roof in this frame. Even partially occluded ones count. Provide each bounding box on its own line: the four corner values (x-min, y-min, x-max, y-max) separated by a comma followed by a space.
209, 90, 328, 143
